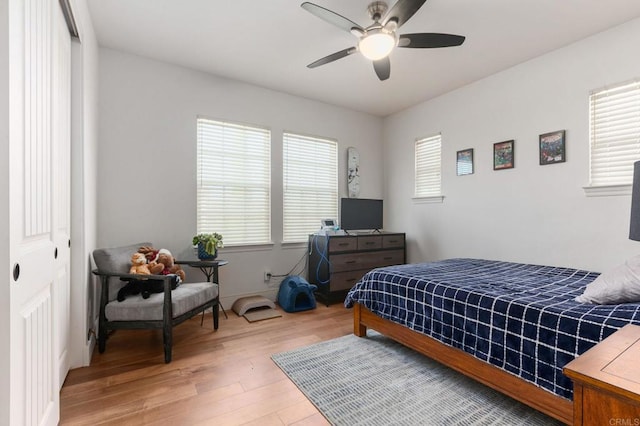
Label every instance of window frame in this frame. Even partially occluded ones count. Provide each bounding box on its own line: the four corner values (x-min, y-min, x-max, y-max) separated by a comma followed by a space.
414, 133, 444, 203
196, 116, 272, 247
585, 80, 640, 197
282, 131, 339, 243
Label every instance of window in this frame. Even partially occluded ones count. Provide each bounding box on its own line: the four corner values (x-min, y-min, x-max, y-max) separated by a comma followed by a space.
589, 80, 640, 187
196, 118, 271, 246
415, 134, 442, 198
283, 132, 338, 242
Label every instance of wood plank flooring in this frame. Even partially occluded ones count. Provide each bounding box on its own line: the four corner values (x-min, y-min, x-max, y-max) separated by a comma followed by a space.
60, 304, 353, 425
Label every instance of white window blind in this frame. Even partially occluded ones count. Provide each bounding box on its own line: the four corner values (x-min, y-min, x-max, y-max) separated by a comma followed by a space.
196, 117, 271, 246
415, 134, 442, 197
283, 132, 338, 242
589, 80, 640, 187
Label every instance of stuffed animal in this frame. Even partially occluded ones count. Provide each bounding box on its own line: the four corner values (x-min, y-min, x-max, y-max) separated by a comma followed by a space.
129, 252, 151, 275
138, 246, 159, 263
117, 280, 144, 301
117, 278, 174, 301
137, 246, 185, 282
118, 255, 172, 302
137, 246, 168, 275
156, 249, 185, 283
117, 249, 182, 302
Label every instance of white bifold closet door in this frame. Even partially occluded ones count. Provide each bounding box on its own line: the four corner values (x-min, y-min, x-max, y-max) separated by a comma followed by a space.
9, 0, 71, 424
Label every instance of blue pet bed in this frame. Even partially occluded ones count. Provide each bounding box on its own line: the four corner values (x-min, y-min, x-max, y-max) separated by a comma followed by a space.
278, 276, 317, 313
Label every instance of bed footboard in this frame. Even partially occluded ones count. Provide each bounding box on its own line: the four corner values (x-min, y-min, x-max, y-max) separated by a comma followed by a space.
353, 303, 573, 425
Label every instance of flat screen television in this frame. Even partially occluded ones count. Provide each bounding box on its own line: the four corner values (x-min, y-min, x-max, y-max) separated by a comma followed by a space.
340, 198, 383, 231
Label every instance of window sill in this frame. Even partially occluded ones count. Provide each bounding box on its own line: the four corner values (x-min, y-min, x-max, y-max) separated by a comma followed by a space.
413, 195, 445, 204
583, 184, 631, 197
281, 241, 308, 250
220, 242, 275, 253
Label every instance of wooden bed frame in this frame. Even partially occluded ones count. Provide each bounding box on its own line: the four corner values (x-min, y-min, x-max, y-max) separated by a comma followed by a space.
353, 303, 573, 425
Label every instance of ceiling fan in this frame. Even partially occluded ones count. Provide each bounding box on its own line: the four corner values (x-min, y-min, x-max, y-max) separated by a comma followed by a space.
301, 0, 465, 81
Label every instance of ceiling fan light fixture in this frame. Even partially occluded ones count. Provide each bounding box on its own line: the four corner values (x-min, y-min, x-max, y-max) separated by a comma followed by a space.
358, 30, 396, 60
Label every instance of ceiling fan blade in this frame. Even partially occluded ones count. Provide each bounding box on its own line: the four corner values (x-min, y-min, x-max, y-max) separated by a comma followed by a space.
307, 47, 357, 68
382, 0, 427, 28
301, 2, 364, 34
398, 33, 465, 48
373, 57, 390, 81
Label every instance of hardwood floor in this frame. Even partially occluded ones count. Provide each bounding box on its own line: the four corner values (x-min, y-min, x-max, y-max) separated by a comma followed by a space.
60, 304, 353, 425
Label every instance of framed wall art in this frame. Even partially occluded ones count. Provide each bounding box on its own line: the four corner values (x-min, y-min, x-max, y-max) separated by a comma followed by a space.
456, 148, 474, 176
539, 130, 566, 165
493, 140, 514, 170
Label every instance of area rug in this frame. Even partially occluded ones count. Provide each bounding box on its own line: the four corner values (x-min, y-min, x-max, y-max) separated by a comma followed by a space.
272, 332, 561, 425
243, 307, 282, 323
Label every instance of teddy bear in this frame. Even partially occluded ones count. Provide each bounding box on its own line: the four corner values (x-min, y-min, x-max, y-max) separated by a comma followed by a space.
137, 246, 162, 274
137, 246, 185, 282
155, 249, 185, 283
118, 249, 182, 301
118, 250, 184, 302
118, 252, 154, 301
129, 252, 151, 275
138, 245, 159, 263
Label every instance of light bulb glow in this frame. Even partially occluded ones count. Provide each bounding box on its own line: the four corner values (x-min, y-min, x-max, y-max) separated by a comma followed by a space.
358, 31, 396, 60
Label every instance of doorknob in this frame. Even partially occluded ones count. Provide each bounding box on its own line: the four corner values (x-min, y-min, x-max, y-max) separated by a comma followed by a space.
13, 263, 20, 281
54, 247, 58, 259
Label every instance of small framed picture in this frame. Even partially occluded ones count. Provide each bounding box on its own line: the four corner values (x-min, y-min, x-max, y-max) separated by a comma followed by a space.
493, 140, 514, 170
539, 130, 566, 165
456, 149, 474, 176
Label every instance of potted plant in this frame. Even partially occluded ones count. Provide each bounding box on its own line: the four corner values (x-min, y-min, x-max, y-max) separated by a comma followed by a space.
192, 232, 223, 260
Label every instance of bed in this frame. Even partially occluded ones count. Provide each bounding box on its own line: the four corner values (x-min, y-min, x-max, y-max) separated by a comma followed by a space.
344, 258, 640, 424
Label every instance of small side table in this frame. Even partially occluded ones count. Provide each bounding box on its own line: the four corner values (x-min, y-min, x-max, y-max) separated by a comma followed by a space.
564, 324, 640, 425
176, 259, 229, 319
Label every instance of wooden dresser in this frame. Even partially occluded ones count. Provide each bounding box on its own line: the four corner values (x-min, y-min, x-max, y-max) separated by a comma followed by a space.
564, 324, 640, 425
307, 232, 405, 305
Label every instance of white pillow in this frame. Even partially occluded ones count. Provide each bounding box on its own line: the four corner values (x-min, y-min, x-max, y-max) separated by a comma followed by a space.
575, 255, 640, 304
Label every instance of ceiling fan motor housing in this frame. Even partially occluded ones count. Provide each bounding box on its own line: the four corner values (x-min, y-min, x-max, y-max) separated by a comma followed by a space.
367, 1, 388, 22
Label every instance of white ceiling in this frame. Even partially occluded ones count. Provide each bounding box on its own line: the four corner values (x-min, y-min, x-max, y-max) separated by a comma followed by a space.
86, 0, 640, 117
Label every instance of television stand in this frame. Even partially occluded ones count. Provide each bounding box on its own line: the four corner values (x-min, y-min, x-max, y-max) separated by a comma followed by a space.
308, 232, 406, 305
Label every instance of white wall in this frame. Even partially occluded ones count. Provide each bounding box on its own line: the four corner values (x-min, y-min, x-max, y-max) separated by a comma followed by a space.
97, 49, 384, 305
383, 17, 640, 272
69, 0, 99, 368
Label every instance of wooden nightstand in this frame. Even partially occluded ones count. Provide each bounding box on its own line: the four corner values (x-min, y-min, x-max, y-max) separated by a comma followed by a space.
564, 324, 640, 425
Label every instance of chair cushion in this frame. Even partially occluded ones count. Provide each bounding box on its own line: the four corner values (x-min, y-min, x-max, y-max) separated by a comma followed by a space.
93, 242, 152, 302
105, 282, 219, 321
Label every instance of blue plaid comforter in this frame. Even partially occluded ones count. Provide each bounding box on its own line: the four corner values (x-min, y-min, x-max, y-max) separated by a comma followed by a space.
344, 258, 640, 400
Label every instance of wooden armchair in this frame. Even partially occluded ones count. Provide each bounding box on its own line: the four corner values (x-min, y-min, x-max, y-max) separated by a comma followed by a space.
92, 242, 219, 363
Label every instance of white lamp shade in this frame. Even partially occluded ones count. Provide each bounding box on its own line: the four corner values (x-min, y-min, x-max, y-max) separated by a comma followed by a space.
358, 31, 396, 61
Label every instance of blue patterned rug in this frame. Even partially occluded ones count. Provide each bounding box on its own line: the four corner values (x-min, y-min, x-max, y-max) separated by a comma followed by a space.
272, 332, 562, 425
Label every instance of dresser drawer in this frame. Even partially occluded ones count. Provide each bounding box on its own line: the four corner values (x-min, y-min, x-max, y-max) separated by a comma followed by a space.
383, 235, 405, 249
328, 237, 357, 252
365, 249, 405, 269
330, 253, 364, 272
330, 270, 366, 291
331, 249, 405, 272
358, 236, 382, 250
